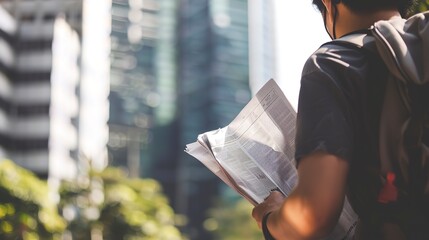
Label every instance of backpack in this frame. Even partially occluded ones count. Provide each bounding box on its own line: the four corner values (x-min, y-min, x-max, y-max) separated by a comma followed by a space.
333, 11, 429, 239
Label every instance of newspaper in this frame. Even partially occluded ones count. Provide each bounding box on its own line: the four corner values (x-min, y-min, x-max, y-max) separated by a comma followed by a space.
185, 79, 358, 239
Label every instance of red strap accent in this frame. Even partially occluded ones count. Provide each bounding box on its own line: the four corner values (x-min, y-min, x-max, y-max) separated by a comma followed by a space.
377, 172, 398, 203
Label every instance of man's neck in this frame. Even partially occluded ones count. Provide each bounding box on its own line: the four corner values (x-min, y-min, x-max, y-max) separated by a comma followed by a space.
336, 6, 401, 38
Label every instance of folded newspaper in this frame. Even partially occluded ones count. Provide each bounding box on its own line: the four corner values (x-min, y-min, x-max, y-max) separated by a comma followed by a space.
185, 79, 358, 239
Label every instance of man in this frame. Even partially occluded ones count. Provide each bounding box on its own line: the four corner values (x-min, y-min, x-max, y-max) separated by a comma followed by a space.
252, 0, 427, 239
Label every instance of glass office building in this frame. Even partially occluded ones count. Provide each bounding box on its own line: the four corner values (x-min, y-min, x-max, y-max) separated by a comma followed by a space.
175, 0, 261, 238
108, 0, 178, 178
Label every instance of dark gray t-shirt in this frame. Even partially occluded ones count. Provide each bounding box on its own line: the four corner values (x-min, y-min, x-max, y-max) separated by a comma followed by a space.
294, 40, 387, 217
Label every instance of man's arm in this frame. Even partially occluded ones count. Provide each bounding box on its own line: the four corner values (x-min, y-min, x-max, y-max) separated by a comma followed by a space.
252, 151, 349, 239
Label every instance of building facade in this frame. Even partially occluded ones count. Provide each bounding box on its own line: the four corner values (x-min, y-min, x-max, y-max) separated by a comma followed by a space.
79, 0, 111, 172
108, 0, 173, 177
248, 0, 277, 93
176, 0, 254, 238
0, 6, 18, 169
0, 0, 110, 182
0, 0, 83, 179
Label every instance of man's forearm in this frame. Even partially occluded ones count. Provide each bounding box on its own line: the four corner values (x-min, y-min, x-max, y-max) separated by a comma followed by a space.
266, 192, 340, 239
266, 152, 349, 239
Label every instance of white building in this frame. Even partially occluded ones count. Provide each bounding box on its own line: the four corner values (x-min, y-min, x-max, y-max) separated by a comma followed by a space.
248, 0, 277, 94
0, 0, 110, 181
0, 6, 17, 162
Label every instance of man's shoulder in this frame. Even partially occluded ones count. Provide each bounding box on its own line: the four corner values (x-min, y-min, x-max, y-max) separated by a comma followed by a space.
302, 41, 372, 81
316, 39, 370, 61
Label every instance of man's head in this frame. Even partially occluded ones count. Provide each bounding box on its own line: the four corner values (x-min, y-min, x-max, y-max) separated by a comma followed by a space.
312, 0, 416, 17
313, 0, 417, 39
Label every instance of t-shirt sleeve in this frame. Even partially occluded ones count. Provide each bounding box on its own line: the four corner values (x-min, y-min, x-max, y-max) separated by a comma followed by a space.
294, 69, 354, 165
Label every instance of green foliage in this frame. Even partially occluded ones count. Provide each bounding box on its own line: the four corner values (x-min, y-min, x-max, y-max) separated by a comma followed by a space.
59, 165, 184, 240
207, 198, 263, 240
418, 0, 429, 12
0, 160, 66, 240
409, 0, 429, 15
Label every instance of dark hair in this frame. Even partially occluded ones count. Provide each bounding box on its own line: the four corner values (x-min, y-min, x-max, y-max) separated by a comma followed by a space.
312, 0, 417, 17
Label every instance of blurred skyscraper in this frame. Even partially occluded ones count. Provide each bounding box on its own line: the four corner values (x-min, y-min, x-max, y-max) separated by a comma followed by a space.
176, 0, 253, 238
0, 0, 82, 180
108, 0, 178, 178
107, 0, 276, 239
79, 0, 111, 172
0, 0, 110, 184
0, 6, 18, 168
249, 0, 277, 93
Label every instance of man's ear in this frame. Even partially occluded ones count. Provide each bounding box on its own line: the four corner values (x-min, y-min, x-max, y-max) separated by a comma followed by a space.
321, 0, 331, 13
321, 0, 335, 19
320, 0, 329, 7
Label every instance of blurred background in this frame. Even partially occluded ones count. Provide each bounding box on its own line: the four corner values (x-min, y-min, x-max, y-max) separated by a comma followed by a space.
0, 0, 427, 239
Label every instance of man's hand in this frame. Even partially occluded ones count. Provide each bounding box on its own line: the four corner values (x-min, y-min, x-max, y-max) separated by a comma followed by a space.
252, 190, 285, 228
250, 152, 350, 239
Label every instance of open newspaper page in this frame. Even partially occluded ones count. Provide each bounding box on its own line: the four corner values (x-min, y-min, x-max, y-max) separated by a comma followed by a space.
185, 79, 358, 239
